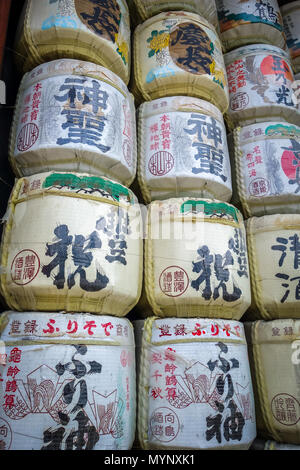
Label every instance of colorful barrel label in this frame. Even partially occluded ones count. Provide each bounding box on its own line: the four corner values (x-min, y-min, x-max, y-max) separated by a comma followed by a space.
0, 313, 135, 450
14, 69, 135, 179
217, 0, 283, 33
142, 318, 256, 449
226, 51, 297, 115
282, 5, 300, 61
143, 108, 231, 190
239, 123, 300, 199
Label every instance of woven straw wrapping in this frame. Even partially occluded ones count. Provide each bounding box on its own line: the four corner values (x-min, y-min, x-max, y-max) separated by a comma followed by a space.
225, 44, 299, 128
9, 59, 137, 185
233, 122, 300, 217
216, 0, 286, 52
0, 311, 136, 450
145, 198, 251, 319
137, 96, 232, 204
15, 0, 131, 84
0, 172, 143, 315
245, 319, 300, 444
132, 11, 229, 113
138, 316, 256, 449
246, 214, 300, 320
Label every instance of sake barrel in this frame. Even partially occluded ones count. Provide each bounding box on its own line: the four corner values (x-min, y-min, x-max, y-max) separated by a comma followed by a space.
10, 59, 137, 186
15, 0, 131, 84
0, 311, 136, 450
281, 1, 300, 74
225, 44, 299, 127
127, 0, 218, 28
145, 198, 251, 319
138, 317, 256, 450
0, 172, 143, 315
132, 11, 229, 113
132, 319, 145, 449
251, 438, 300, 450
246, 214, 300, 320
216, 0, 286, 52
245, 319, 300, 444
233, 121, 300, 217
138, 97, 232, 203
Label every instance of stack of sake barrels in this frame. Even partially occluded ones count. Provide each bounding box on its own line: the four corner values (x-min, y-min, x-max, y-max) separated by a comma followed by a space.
129, 0, 258, 451
0, 0, 143, 451
217, 0, 300, 450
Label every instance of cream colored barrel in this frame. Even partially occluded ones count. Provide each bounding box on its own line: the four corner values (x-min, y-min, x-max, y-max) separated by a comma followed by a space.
10, 59, 137, 186
216, 0, 286, 52
0, 172, 143, 315
132, 11, 229, 113
247, 214, 300, 320
225, 44, 298, 127
145, 198, 251, 319
138, 96, 232, 203
251, 438, 300, 450
281, 1, 300, 74
138, 317, 256, 450
233, 122, 300, 217
0, 311, 136, 450
15, 0, 131, 84
245, 319, 300, 444
128, 0, 218, 28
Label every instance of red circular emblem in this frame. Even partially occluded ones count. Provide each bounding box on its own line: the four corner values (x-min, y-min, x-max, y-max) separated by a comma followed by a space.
248, 177, 270, 197
149, 151, 174, 176
159, 266, 189, 297
150, 407, 180, 443
11, 249, 40, 286
17, 123, 39, 152
230, 92, 249, 111
281, 149, 300, 180
0, 418, 12, 450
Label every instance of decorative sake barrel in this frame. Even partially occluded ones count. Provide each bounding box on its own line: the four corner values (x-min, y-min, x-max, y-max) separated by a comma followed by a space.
127, 0, 218, 28
0, 172, 142, 315
138, 317, 256, 450
132, 11, 229, 113
281, 1, 300, 74
145, 198, 251, 319
216, 0, 285, 52
233, 121, 300, 217
251, 438, 300, 450
0, 311, 136, 450
10, 59, 136, 186
225, 44, 298, 127
138, 97, 232, 203
245, 319, 300, 444
246, 214, 300, 320
15, 0, 131, 84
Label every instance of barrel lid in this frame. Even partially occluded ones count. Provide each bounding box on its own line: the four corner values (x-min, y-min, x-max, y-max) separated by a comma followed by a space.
21, 59, 130, 97
244, 319, 300, 344
134, 9, 217, 34
0, 311, 134, 346
14, 171, 138, 206
246, 214, 300, 234
148, 197, 244, 227
143, 317, 246, 345
138, 96, 223, 122
225, 43, 291, 65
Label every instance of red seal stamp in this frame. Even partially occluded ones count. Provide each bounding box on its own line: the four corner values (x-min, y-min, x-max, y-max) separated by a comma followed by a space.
230, 92, 249, 111
248, 177, 270, 197
271, 393, 300, 426
17, 123, 39, 152
11, 250, 40, 286
159, 266, 189, 297
149, 151, 174, 176
150, 407, 180, 443
123, 139, 132, 167
0, 418, 12, 450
